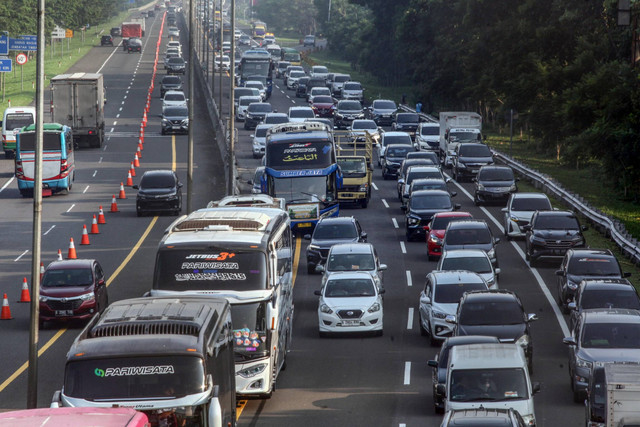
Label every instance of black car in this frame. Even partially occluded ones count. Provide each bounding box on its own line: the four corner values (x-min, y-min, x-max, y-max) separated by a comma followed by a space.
442, 219, 500, 267
382, 144, 413, 180
392, 112, 420, 133
159, 75, 183, 97
449, 289, 538, 373
160, 105, 189, 135
427, 335, 500, 413
244, 102, 273, 130
402, 189, 460, 241
334, 100, 365, 130
133, 170, 183, 216
568, 278, 640, 331
100, 35, 114, 46
368, 99, 398, 126
473, 165, 518, 205
406, 150, 440, 165
523, 210, 588, 267
126, 37, 142, 53
555, 248, 631, 313
110, 27, 121, 37
304, 217, 367, 274
147, 9, 155, 17
295, 77, 310, 98
452, 142, 494, 182
165, 56, 186, 74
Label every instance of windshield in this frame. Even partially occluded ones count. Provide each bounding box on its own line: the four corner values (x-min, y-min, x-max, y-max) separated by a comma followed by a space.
231, 301, 269, 359
421, 126, 439, 136
478, 168, 514, 181
273, 176, 327, 203
140, 174, 176, 189
325, 278, 375, 297
450, 368, 529, 402
339, 101, 362, 110
163, 107, 188, 117
284, 52, 301, 62
568, 257, 621, 276
164, 93, 185, 101
64, 356, 205, 400
459, 144, 492, 157
581, 289, 640, 310
6, 113, 34, 130
313, 66, 328, 73
248, 104, 272, 113
337, 158, 366, 174
168, 58, 184, 65
410, 194, 452, 210
327, 253, 375, 272
450, 131, 481, 143
373, 101, 396, 110
241, 60, 270, 77
386, 146, 412, 158
42, 268, 93, 287
435, 282, 488, 303
153, 249, 268, 291
313, 96, 333, 104
445, 227, 492, 245
459, 300, 523, 325
290, 71, 306, 78
383, 135, 412, 146
352, 121, 377, 130
511, 197, 552, 211
19, 132, 62, 151
534, 214, 579, 229
290, 109, 315, 118
162, 77, 181, 84
582, 323, 640, 348
344, 82, 361, 90
255, 127, 269, 138
397, 114, 419, 123
314, 222, 358, 240
441, 256, 493, 274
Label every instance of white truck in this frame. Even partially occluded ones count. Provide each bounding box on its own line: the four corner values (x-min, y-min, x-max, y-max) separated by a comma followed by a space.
586, 363, 640, 427
439, 111, 482, 167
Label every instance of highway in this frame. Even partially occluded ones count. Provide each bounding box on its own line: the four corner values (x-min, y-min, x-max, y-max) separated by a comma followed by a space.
0, 10, 584, 427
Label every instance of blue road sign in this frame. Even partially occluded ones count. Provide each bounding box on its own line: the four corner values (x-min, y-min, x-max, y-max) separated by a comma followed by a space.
0, 36, 8, 56
9, 35, 37, 51
0, 58, 12, 72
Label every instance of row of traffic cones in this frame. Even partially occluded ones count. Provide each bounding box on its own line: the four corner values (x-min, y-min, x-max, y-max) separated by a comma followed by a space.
0, 277, 31, 319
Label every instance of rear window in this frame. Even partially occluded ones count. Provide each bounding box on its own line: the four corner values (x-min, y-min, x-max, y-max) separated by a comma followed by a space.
5, 113, 34, 130
19, 132, 61, 151
240, 97, 260, 106
289, 108, 314, 118
397, 114, 419, 123
435, 282, 487, 303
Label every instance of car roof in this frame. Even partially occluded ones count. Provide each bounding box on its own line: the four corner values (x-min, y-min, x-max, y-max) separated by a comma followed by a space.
478, 165, 512, 172
328, 242, 374, 255
45, 259, 95, 270
164, 90, 185, 96
567, 248, 614, 258
317, 216, 357, 225
430, 270, 487, 284
511, 192, 549, 200
579, 279, 634, 291
581, 308, 640, 323
289, 106, 313, 111
141, 169, 176, 178
325, 271, 375, 281
447, 219, 490, 230
535, 210, 576, 217
406, 165, 441, 173
265, 112, 288, 118
461, 289, 519, 303
411, 178, 446, 186
433, 211, 473, 219
442, 335, 501, 348
410, 189, 450, 198
441, 249, 491, 259
383, 131, 411, 137
239, 95, 261, 101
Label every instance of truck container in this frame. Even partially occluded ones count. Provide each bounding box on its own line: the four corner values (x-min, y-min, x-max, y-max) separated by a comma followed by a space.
50, 73, 105, 148
130, 17, 146, 36
586, 363, 640, 427
121, 22, 142, 39
335, 130, 374, 208
438, 112, 482, 167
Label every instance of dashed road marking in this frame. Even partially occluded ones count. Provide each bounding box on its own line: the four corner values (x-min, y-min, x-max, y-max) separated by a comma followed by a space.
404, 362, 411, 385
407, 308, 414, 330
392, 218, 398, 228
406, 270, 412, 287
400, 241, 406, 254
382, 199, 389, 208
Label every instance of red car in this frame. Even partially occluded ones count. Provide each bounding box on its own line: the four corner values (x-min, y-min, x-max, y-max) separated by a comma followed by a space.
425, 211, 473, 261
39, 259, 108, 327
310, 95, 336, 118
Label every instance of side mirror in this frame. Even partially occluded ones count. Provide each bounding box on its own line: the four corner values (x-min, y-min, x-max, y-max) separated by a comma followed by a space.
581, 225, 589, 231
303, 234, 312, 240
247, 179, 254, 185
494, 237, 500, 244
527, 313, 538, 322
555, 270, 565, 276
501, 207, 508, 212
453, 203, 461, 210
450, 191, 457, 197
178, 183, 184, 188
420, 295, 431, 305
532, 382, 541, 395
401, 205, 407, 212
361, 232, 367, 240
445, 314, 456, 324
423, 225, 430, 232
568, 301, 577, 310
250, 134, 255, 138
316, 265, 325, 273
495, 268, 501, 276
472, 178, 477, 182
379, 264, 387, 271
379, 288, 385, 295
521, 225, 532, 232
313, 290, 322, 296
427, 360, 438, 368
132, 184, 139, 190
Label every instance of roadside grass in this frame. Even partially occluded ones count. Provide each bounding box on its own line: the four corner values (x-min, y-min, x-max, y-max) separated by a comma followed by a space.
0, 9, 141, 112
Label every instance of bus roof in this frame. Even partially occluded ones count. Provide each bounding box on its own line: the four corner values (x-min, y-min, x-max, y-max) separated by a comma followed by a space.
267, 122, 332, 137
22, 123, 66, 132
242, 50, 271, 59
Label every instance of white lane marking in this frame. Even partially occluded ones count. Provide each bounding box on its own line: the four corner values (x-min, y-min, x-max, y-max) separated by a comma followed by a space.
399, 425, 407, 427
103, 145, 107, 151
121, 100, 126, 105
400, 241, 406, 254
285, 95, 290, 99
43, 225, 56, 236
99, 157, 103, 164
92, 170, 97, 177
116, 114, 120, 118
66, 204, 75, 213
127, 86, 131, 90
406, 270, 412, 287
123, 95, 127, 100
110, 127, 115, 133
112, 121, 117, 126
407, 308, 414, 330
392, 218, 398, 229
14, 250, 29, 262
83, 185, 90, 194
404, 362, 411, 385
382, 199, 389, 208
97, 45, 121, 74
0, 176, 15, 194
371, 182, 378, 191
126, 90, 129, 94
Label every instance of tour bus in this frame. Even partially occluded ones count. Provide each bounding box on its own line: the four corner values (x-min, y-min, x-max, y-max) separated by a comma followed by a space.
149, 195, 294, 398
51, 296, 236, 427
15, 123, 75, 197
281, 47, 301, 66
1, 106, 36, 158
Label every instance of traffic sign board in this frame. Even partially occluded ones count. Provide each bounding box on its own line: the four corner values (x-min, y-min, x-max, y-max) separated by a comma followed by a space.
0, 35, 8, 56
0, 58, 12, 72
51, 26, 65, 39
65, 29, 73, 38
16, 53, 27, 65
9, 35, 37, 51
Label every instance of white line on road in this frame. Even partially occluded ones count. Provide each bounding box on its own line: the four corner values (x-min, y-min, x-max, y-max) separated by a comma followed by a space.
66, 204, 75, 213
406, 270, 412, 287
93, 170, 97, 177
400, 241, 406, 254
43, 225, 56, 236
127, 86, 131, 90
121, 101, 125, 105
382, 199, 389, 208
123, 95, 127, 100
392, 218, 398, 228
83, 185, 90, 194
112, 121, 117, 126
110, 127, 115, 132
103, 145, 107, 151
14, 250, 29, 262
0, 176, 15, 194
371, 182, 378, 191
407, 308, 414, 330
116, 114, 120, 118
404, 362, 411, 385
119, 107, 123, 112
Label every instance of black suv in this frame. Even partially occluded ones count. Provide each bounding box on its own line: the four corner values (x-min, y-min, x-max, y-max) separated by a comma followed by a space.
448, 290, 538, 373
368, 99, 398, 126
392, 112, 420, 133
133, 170, 183, 216
556, 248, 630, 313
100, 35, 114, 46
160, 105, 189, 135
402, 189, 460, 241
304, 217, 367, 274
523, 210, 588, 267
334, 100, 365, 130
159, 75, 183, 97
295, 76, 310, 98
165, 56, 186, 74
452, 142, 494, 182
244, 102, 273, 130
473, 165, 518, 205
382, 144, 413, 180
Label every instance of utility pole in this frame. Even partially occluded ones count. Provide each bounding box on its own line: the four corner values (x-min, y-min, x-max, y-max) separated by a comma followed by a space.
228, 0, 236, 195
187, 0, 195, 213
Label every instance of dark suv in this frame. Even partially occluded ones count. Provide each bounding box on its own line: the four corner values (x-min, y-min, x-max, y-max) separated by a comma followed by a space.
392, 112, 420, 134
555, 248, 630, 313
39, 259, 108, 327
452, 142, 494, 182
126, 37, 142, 53
334, 100, 365, 130
473, 165, 518, 205
110, 27, 121, 37
523, 210, 588, 267
160, 105, 189, 135
133, 170, 183, 216
442, 219, 500, 267
304, 217, 367, 274
568, 279, 640, 331
244, 102, 273, 130
448, 289, 538, 373
100, 35, 114, 46
159, 75, 183, 97
402, 189, 460, 241
368, 99, 398, 126
165, 56, 186, 73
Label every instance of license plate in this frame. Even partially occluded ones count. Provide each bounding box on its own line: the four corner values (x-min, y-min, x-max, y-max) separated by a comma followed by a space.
297, 223, 312, 228
55, 310, 74, 316
471, 169, 479, 174
342, 320, 360, 326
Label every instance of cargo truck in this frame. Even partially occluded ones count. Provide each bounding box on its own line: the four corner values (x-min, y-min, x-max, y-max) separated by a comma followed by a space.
50, 73, 105, 148
130, 17, 146, 37
438, 112, 482, 167
335, 130, 373, 208
585, 363, 640, 427
121, 22, 142, 40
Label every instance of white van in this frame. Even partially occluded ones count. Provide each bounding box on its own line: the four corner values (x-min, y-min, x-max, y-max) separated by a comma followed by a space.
2, 106, 36, 158
442, 343, 540, 426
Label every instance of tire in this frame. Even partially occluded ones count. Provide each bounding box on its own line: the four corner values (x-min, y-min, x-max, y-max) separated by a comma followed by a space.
430, 332, 439, 347
419, 319, 428, 336
307, 263, 315, 274
529, 257, 537, 268
573, 386, 583, 404
428, 254, 435, 262
375, 329, 383, 337
406, 230, 413, 242
360, 198, 368, 208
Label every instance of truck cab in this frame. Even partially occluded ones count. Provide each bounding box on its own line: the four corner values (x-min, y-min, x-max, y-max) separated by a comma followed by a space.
335, 130, 374, 208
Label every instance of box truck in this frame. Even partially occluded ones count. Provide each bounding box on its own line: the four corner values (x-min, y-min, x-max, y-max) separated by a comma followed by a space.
438, 112, 482, 167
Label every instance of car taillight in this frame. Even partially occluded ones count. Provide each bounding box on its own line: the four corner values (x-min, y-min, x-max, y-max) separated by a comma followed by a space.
60, 159, 70, 177
15, 160, 23, 178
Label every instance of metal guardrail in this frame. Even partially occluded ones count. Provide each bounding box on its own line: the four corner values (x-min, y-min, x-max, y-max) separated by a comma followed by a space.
398, 104, 640, 266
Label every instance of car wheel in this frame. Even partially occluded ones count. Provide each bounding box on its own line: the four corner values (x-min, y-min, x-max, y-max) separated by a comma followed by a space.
419, 318, 428, 336
307, 263, 315, 274
428, 254, 435, 262
573, 386, 583, 404
473, 194, 480, 206
360, 198, 368, 208
406, 229, 413, 241
529, 256, 537, 268
429, 331, 439, 347
525, 247, 530, 261
434, 405, 444, 415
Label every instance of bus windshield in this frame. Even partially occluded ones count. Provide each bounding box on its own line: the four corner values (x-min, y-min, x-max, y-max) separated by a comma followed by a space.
231, 301, 269, 360
154, 249, 268, 291
241, 60, 270, 78
272, 176, 327, 203
283, 52, 300, 62
266, 140, 334, 170
64, 356, 205, 400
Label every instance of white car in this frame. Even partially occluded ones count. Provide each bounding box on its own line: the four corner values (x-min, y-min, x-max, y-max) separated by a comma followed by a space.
418, 270, 489, 345
288, 106, 315, 123
310, 65, 329, 80
414, 122, 440, 151
245, 80, 267, 101
501, 192, 553, 239
251, 124, 271, 158
377, 131, 413, 167
314, 271, 384, 336
165, 47, 180, 58
214, 55, 231, 71
167, 26, 180, 38
166, 41, 182, 55
162, 90, 187, 107
236, 95, 262, 121
234, 29, 242, 40
436, 249, 500, 289
286, 70, 306, 90
341, 81, 364, 101
349, 119, 380, 144
307, 86, 332, 103
317, 243, 387, 289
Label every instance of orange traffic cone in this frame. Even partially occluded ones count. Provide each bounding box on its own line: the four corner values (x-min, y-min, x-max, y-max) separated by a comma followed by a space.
98, 206, 107, 224
90, 215, 100, 234
118, 183, 127, 199
40, 261, 45, 281
110, 195, 119, 212
133, 153, 140, 167
138, 139, 144, 151
57, 249, 63, 261
67, 238, 77, 259
1, 294, 12, 320
80, 225, 90, 245
125, 171, 133, 187
140, 123, 144, 140
143, 110, 148, 126
17, 277, 30, 303
130, 162, 136, 177
136, 145, 142, 160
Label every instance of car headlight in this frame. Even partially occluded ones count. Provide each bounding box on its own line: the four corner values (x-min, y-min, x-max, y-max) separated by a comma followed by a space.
237, 363, 267, 378
320, 303, 333, 314
457, 162, 467, 169
162, 119, 170, 125
39, 295, 49, 302
515, 334, 530, 348
181, 119, 189, 126
510, 183, 517, 191
477, 183, 486, 191
367, 302, 381, 313
448, 150, 456, 156
358, 184, 369, 192
80, 292, 95, 302
567, 279, 579, 290
487, 248, 496, 259
428, 235, 441, 244
408, 216, 419, 225
308, 244, 320, 251
571, 236, 585, 244
432, 310, 447, 319
531, 235, 546, 244
509, 215, 521, 223
520, 414, 536, 426
576, 356, 593, 369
